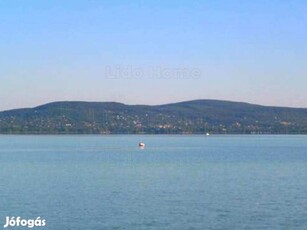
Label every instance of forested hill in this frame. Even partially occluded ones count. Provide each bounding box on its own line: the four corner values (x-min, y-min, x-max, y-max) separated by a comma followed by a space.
1, 100, 307, 134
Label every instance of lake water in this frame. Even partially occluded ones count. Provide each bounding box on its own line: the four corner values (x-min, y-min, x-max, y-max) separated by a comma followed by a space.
0, 135, 306, 229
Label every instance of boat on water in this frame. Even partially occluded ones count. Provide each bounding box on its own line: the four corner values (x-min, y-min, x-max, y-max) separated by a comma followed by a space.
139, 142, 146, 148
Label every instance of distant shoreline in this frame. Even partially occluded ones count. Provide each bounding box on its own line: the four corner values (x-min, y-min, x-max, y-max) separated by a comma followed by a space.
1, 100, 307, 135
0, 133, 306, 136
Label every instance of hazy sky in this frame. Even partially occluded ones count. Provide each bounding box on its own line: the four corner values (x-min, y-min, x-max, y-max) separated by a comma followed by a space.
1, 0, 307, 110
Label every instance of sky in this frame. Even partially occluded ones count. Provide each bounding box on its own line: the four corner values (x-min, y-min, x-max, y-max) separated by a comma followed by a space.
0, 0, 307, 110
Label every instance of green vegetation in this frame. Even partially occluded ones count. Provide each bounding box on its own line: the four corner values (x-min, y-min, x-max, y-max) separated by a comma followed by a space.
1, 100, 307, 134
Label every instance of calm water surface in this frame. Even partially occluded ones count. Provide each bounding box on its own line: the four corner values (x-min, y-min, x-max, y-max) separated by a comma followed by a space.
0, 135, 306, 230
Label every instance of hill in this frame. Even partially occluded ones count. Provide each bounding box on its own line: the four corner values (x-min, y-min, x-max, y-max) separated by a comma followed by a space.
0, 100, 307, 134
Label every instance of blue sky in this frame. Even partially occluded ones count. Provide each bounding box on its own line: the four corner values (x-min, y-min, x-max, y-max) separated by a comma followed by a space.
1, 0, 307, 110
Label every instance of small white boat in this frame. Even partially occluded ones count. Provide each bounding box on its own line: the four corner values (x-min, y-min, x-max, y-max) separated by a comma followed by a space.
139, 142, 146, 148
206, 132, 210, 136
